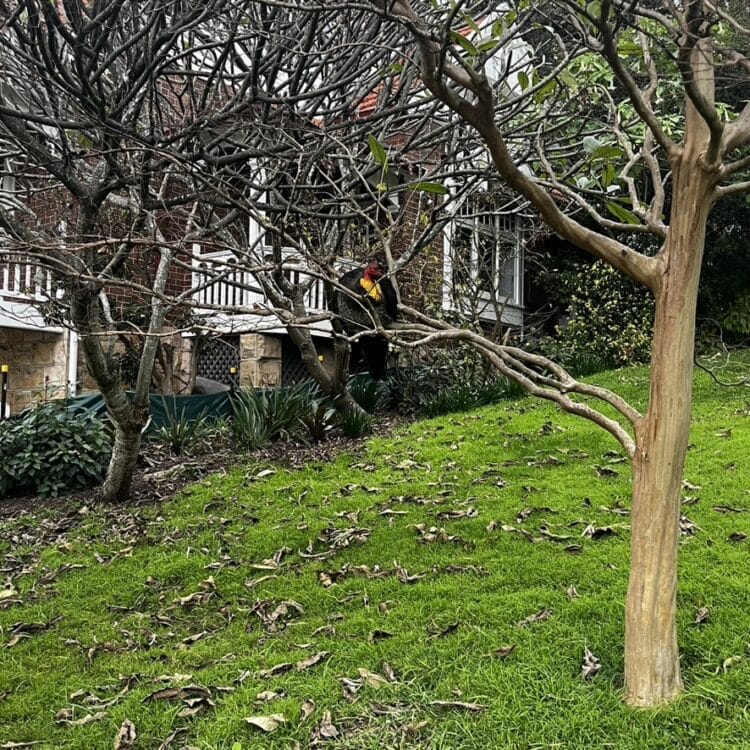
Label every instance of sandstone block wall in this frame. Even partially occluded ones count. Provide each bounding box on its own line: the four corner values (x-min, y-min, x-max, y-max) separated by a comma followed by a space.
0, 328, 69, 414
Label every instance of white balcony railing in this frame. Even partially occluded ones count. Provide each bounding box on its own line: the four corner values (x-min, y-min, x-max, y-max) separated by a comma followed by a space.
0, 256, 54, 300
192, 247, 328, 315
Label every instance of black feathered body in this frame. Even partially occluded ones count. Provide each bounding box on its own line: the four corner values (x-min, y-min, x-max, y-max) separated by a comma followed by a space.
336, 267, 397, 380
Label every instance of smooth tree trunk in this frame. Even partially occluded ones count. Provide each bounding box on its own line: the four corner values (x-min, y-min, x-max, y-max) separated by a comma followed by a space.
624, 156, 715, 706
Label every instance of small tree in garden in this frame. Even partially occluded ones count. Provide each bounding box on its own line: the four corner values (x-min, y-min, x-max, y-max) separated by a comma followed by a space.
337, 0, 750, 706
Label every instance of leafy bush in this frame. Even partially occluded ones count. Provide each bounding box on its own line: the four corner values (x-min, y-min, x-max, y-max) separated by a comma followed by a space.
299, 398, 337, 443
348, 375, 387, 413
420, 376, 526, 418
0, 401, 111, 498
338, 408, 373, 437
230, 382, 314, 449
151, 400, 216, 455
531, 259, 654, 370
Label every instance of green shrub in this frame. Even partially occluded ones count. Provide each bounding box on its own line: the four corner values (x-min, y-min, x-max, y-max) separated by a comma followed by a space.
348, 375, 386, 413
151, 400, 216, 455
421, 382, 478, 417
338, 408, 373, 437
299, 398, 337, 443
0, 401, 111, 498
532, 259, 654, 369
230, 383, 314, 449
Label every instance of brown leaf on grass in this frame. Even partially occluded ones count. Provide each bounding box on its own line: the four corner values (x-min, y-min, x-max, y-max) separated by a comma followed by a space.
175, 591, 213, 607
259, 662, 294, 678
295, 651, 330, 671
429, 700, 487, 712
539, 525, 573, 543
714, 505, 749, 514
381, 662, 398, 682
312, 710, 339, 741
491, 645, 516, 660
441, 564, 488, 576
516, 507, 557, 523
680, 516, 701, 535
564, 544, 583, 554
244, 714, 287, 732
0, 585, 19, 602
143, 685, 211, 703
55, 710, 107, 726
301, 699, 316, 723
487, 522, 533, 540
379, 508, 408, 517
256, 690, 283, 702
1, 743, 44, 749
695, 606, 711, 625
719, 655, 743, 673
252, 599, 304, 632
402, 720, 430, 736
412, 524, 471, 547
358, 668, 390, 688
566, 585, 580, 600
4, 633, 31, 648
179, 631, 209, 647
683, 480, 702, 492
581, 524, 617, 539
428, 621, 459, 639
156, 727, 187, 750
517, 609, 552, 627
318, 526, 372, 549
595, 466, 619, 478
394, 562, 426, 584
113, 720, 136, 750
581, 648, 601, 680
728, 531, 747, 542
312, 624, 336, 637
437, 508, 478, 521
368, 629, 394, 644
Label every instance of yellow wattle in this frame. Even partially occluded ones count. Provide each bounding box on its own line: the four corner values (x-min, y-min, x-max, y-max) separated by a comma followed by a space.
359, 277, 383, 303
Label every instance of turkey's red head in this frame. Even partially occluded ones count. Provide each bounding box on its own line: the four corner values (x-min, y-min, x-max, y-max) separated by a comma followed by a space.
364, 261, 383, 280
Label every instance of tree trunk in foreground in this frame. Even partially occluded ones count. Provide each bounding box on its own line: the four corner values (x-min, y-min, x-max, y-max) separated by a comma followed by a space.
624, 161, 712, 706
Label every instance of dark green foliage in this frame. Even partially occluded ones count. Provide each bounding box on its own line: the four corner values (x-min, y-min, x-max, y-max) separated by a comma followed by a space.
299, 398, 337, 443
421, 377, 525, 417
533, 259, 654, 369
230, 382, 316, 449
150, 400, 216, 455
0, 401, 111, 498
338, 408, 373, 437
348, 375, 387, 413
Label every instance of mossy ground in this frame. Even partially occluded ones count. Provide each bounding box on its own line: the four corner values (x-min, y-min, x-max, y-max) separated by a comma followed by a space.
2, 359, 750, 749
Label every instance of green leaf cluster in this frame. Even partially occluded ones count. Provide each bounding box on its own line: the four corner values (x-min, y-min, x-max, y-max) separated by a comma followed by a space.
0, 401, 111, 498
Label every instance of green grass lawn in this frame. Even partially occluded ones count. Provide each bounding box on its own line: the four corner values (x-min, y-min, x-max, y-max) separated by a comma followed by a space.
2, 360, 750, 749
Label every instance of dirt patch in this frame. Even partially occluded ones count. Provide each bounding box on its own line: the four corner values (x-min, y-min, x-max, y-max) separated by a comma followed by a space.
0, 415, 407, 524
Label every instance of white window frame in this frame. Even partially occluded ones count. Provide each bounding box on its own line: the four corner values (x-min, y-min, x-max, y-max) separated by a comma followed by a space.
445, 184, 524, 325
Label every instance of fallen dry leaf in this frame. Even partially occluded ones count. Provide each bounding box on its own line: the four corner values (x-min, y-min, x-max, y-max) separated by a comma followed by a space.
113, 719, 136, 750
312, 710, 339, 741
491, 645, 516, 660
295, 651, 330, 671
695, 606, 711, 625
244, 714, 287, 732
581, 647, 601, 680
368, 629, 394, 644
720, 655, 743, 673
301, 699, 316, 723
429, 700, 487, 712
517, 609, 553, 627
55, 710, 107, 727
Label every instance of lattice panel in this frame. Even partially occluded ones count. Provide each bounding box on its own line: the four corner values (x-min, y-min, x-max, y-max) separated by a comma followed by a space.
198, 336, 240, 386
